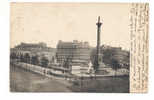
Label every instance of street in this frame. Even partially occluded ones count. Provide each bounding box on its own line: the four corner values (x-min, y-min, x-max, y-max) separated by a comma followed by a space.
10, 65, 72, 92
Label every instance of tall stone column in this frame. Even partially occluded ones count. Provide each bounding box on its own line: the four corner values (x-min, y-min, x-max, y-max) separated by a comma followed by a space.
95, 16, 102, 72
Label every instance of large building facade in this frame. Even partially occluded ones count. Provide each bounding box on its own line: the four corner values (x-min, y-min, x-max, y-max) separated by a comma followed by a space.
56, 40, 91, 66
11, 42, 56, 62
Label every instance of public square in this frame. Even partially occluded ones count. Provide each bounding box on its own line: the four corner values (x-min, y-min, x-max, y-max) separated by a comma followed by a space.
10, 64, 129, 92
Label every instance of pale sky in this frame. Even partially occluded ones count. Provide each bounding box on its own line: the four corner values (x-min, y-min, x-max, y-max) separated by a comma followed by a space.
10, 3, 130, 50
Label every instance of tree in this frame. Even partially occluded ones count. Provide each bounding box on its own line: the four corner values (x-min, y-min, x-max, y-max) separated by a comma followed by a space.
24, 53, 30, 63
19, 53, 24, 62
40, 56, 49, 67
111, 58, 120, 76
10, 52, 17, 59
31, 55, 39, 65
102, 49, 115, 66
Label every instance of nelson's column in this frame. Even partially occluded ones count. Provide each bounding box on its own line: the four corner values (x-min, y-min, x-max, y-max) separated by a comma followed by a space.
95, 16, 103, 72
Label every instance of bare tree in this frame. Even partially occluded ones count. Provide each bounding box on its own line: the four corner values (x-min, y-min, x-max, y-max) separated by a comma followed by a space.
19, 53, 24, 62
24, 53, 30, 64
111, 58, 120, 76
40, 56, 49, 67
31, 55, 39, 65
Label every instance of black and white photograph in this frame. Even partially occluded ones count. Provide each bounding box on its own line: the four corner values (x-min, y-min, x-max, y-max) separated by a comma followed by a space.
10, 3, 132, 93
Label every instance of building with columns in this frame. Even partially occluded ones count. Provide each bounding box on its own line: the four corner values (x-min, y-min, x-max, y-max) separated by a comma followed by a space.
56, 40, 91, 66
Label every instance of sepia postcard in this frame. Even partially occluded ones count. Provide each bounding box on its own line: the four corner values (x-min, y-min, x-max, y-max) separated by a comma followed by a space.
10, 2, 149, 93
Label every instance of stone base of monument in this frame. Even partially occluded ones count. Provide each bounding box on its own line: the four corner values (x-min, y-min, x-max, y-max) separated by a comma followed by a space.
98, 62, 107, 70
95, 63, 109, 75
